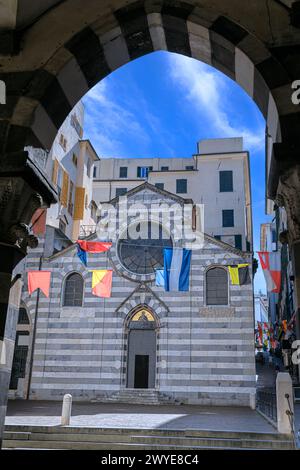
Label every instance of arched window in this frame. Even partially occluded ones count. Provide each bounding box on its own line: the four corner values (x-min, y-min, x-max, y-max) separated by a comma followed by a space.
63, 273, 83, 306
206, 267, 228, 306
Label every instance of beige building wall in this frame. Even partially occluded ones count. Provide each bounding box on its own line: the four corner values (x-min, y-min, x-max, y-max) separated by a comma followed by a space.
93, 138, 252, 251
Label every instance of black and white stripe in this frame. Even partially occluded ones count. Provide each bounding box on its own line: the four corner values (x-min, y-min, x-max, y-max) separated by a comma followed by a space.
1, 1, 299, 194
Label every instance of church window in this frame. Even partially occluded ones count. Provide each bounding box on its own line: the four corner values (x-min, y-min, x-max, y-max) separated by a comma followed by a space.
206, 267, 228, 305
118, 222, 172, 275
63, 273, 83, 306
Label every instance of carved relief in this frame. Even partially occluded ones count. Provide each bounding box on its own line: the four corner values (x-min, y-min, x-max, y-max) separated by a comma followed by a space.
0, 177, 44, 251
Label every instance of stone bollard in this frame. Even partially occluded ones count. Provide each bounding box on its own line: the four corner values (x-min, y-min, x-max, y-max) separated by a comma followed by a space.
61, 394, 72, 426
276, 372, 294, 434
249, 391, 256, 410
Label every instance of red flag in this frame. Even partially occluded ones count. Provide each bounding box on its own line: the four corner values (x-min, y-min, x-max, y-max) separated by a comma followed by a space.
77, 240, 112, 253
31, 209, 47, 235
257, 251, 281, 293
28, 271, 51, 297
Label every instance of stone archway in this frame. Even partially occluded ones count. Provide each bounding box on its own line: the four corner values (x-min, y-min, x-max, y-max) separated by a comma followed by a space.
126, 306, 158, 389
1, 1, 299, 247
1, 0, 300, 448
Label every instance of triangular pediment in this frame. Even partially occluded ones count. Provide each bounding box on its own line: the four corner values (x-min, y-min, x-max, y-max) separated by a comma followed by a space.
109, 181, 192, 206
116, 283, 169, 319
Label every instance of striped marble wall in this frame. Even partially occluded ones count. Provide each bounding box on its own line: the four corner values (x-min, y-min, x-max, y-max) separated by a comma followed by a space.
21, 227, 255, 406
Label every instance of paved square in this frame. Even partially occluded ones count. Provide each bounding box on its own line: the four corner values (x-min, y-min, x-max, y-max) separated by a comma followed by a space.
6, 401, 277, 433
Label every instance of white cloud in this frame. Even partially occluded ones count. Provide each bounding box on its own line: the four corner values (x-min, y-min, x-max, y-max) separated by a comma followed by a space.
83, 81, 151, 157
167, 54, 265, 152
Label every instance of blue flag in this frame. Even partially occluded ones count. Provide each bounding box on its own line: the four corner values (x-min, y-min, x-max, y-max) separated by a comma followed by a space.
77, 244, 87, 266
140, 167, 148, 178
163, 248, 191, 291
155, 269, 165, 287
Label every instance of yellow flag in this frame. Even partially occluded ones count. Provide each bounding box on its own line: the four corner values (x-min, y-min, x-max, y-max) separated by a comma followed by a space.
228, 266, 239, 285
229, 264, 250, 285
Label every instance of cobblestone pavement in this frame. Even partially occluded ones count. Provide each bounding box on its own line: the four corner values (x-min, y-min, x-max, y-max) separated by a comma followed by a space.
5, 400, 277, 433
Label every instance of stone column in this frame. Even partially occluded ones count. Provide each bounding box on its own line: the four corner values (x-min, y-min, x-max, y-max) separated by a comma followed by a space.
276, 372, 294, 434
0, 244, 25, 444
0, 150, 57, 449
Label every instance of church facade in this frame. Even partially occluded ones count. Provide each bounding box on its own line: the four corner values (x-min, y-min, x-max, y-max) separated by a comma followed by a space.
11, 183, 256, 407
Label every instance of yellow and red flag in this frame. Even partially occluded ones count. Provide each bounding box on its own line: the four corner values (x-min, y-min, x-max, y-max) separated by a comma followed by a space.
91, 270, 112, 298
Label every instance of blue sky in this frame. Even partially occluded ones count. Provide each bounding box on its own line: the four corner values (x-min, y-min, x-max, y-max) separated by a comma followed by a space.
83, 51, 272, 293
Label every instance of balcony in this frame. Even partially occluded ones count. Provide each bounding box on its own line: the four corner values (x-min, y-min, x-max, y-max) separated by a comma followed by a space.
79, 224, 97, 238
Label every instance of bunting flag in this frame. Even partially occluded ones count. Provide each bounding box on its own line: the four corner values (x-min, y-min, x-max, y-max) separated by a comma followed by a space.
282, 319, 287, 333
155, 269, 165, 287
77, 240, 112, 253
91, 270, 113, 298
257, 322, 263, 344
257, 251, 281, 293
76, 240, 112, 266
278, 325, 283, 340
263, 322, 269, 336
228, 264, 251, 285
76, 244, 87, 266
28, 271, 51, 297
163, 247, 191, 292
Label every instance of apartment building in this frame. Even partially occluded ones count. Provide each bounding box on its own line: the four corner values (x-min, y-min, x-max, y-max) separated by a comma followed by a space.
93, 137, 252, 252
44, 101, 99, 247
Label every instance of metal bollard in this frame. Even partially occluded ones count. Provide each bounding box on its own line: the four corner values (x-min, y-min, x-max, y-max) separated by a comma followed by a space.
61, 394, 72, 426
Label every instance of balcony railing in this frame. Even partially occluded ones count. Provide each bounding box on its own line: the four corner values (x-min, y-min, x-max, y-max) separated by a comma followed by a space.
79, 225, 97, 238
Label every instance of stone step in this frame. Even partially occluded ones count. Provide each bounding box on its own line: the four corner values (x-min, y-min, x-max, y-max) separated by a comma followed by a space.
3, 440, 290, 451
3, 436, 294, 450
99, 389, 182, 405
3, 430, 294, 449
3, 426, 295, 450
5, 424, 289, 441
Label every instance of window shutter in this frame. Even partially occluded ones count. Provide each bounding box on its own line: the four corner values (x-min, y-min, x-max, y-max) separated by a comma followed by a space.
60, 170, 69, 207
219, 171, 233, 192
74, 187, 85, 220
235, 234, 242, 250
222, 209, 234, 227
176, 179, 187, 193
52, 159, 59, 184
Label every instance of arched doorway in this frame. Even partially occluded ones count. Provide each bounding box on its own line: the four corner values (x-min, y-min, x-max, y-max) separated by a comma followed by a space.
126, 307, 157, 389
